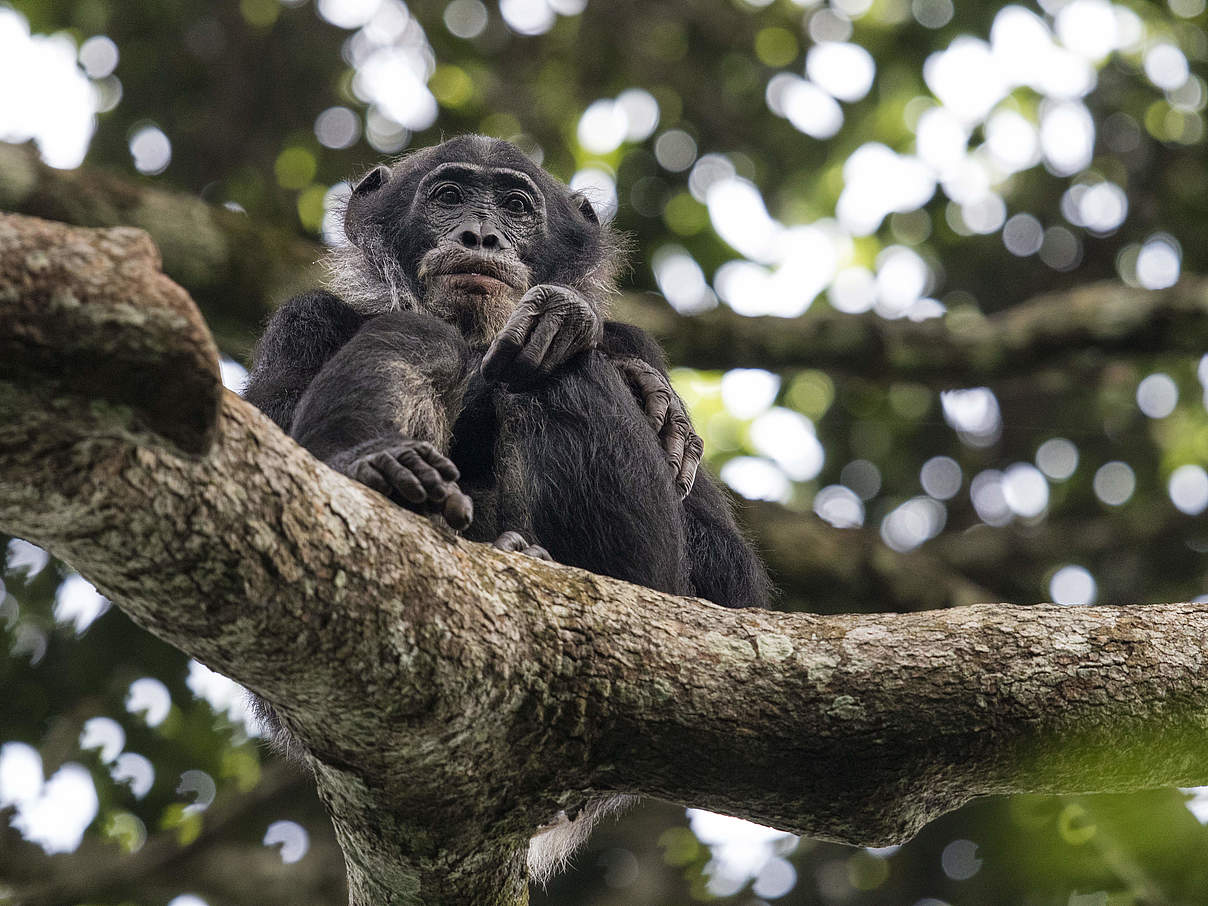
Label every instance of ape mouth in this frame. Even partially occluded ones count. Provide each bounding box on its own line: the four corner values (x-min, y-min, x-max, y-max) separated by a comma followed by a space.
420, 245, 524, 283
444, 271, 511, 296
418, 246, 530, 296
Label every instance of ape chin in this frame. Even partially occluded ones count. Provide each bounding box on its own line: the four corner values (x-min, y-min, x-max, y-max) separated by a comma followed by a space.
242, 133, 771, 881
418, 242, 531, 345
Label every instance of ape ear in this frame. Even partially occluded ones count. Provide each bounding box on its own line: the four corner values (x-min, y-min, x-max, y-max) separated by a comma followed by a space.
344, 165, 391, 245
571, 192, 599, 225
353, 164, 391, 197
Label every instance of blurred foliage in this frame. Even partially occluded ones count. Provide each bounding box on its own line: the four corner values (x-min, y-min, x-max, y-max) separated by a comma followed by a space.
3, 0, 1208, 902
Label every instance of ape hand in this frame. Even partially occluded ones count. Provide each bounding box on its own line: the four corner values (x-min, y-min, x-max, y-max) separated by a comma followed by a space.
329, 436, 473, 530
612, 357, 703, 498
481, 284, 602, 386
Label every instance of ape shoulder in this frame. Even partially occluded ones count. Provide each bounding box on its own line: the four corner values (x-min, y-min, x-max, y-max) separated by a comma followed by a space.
256, 290, 367, 352
242, 290, 367, 432
601, 321, 669, 373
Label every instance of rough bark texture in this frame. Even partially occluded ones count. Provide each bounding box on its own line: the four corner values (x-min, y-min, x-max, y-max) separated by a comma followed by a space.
0, 213, 222, 455
4, 214, 1208, 905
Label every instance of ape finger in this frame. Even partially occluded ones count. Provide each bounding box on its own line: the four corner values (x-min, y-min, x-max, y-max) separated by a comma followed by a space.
639, 382, 672, 433
349, 460, 391, 497
481, 306, 538, 381
507, 310, 562, 381
616, 358, 671, 432
411, 440, 460, 481
371, 452, 427, 504
442, 490, 473, 531
493, 531, 552, 561
661, 415, 688, 475
677, 432, 704, 498
493, 530, 529, 552
397, 448, 451, 503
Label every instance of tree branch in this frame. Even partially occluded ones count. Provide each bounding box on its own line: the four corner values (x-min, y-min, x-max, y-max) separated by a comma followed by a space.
0, 213, 222, 455
615, 280, 1208, 382
4, 213, 1208, 905
0, 142, 321, 356
740, 500, 995, 613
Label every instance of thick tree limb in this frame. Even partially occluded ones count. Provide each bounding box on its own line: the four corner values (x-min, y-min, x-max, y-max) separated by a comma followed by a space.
0, 213, 222, 456
4, 214, 1208, 905
615, 280, 1208, 381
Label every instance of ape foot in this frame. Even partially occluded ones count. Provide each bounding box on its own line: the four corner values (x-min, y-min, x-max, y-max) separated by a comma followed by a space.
331, 436, 473, 530
493, 531, 551, 561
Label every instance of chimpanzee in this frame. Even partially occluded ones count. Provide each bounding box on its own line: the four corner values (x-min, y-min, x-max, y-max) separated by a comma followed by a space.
242, 134, 770, 877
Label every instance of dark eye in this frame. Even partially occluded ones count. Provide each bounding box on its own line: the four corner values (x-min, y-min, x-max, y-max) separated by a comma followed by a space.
502, 192, 533, 215
433, 184, 463, 205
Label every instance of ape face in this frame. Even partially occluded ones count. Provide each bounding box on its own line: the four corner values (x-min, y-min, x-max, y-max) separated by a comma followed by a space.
338, 135, 616, 345
412, 159, 541, 343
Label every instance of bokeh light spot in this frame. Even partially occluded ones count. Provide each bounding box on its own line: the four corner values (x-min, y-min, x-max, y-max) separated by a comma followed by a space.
814, 485, 865, 528
78, 35, 118, 78
129, 124, 171, 175
1169, 464, 1208, 515
755, 27, 799, 67
1136, 373, 1178, 418
443, 0, 488, 38
265, 819, 311, 863
126, 677, 172, 727
274, 146, 317, 190
1051, 565, 1097, 605
920, 456, 962, 500
1036, 438, 1078, 480
940, 839, 982, 880
1093, 461, 1136, 506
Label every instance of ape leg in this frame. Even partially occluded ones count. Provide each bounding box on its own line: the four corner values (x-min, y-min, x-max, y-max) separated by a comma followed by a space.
290, 312, 475, 526
496, 350, 691, 596
683, 475, 772, 608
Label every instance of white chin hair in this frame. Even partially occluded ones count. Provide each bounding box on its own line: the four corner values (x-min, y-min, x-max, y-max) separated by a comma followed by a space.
423, 279, 519, 347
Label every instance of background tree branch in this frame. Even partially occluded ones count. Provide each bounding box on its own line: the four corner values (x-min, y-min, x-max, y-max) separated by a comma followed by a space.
0, 143, 321, 356
5, 144, 1203, 388
0, 763, 346, 906
615, 282, 1208, 382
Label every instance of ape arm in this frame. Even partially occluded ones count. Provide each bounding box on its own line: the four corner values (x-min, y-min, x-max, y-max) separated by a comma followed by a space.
601, 322, 772, 608
289, 311, 475, 528
242, 290, 367, 432
603, 321, 703, 496
243, 296, 473, 527
601, 320, 671, 370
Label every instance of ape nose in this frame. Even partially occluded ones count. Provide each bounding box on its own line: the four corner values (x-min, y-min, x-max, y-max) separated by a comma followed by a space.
454, 219, 505, 251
